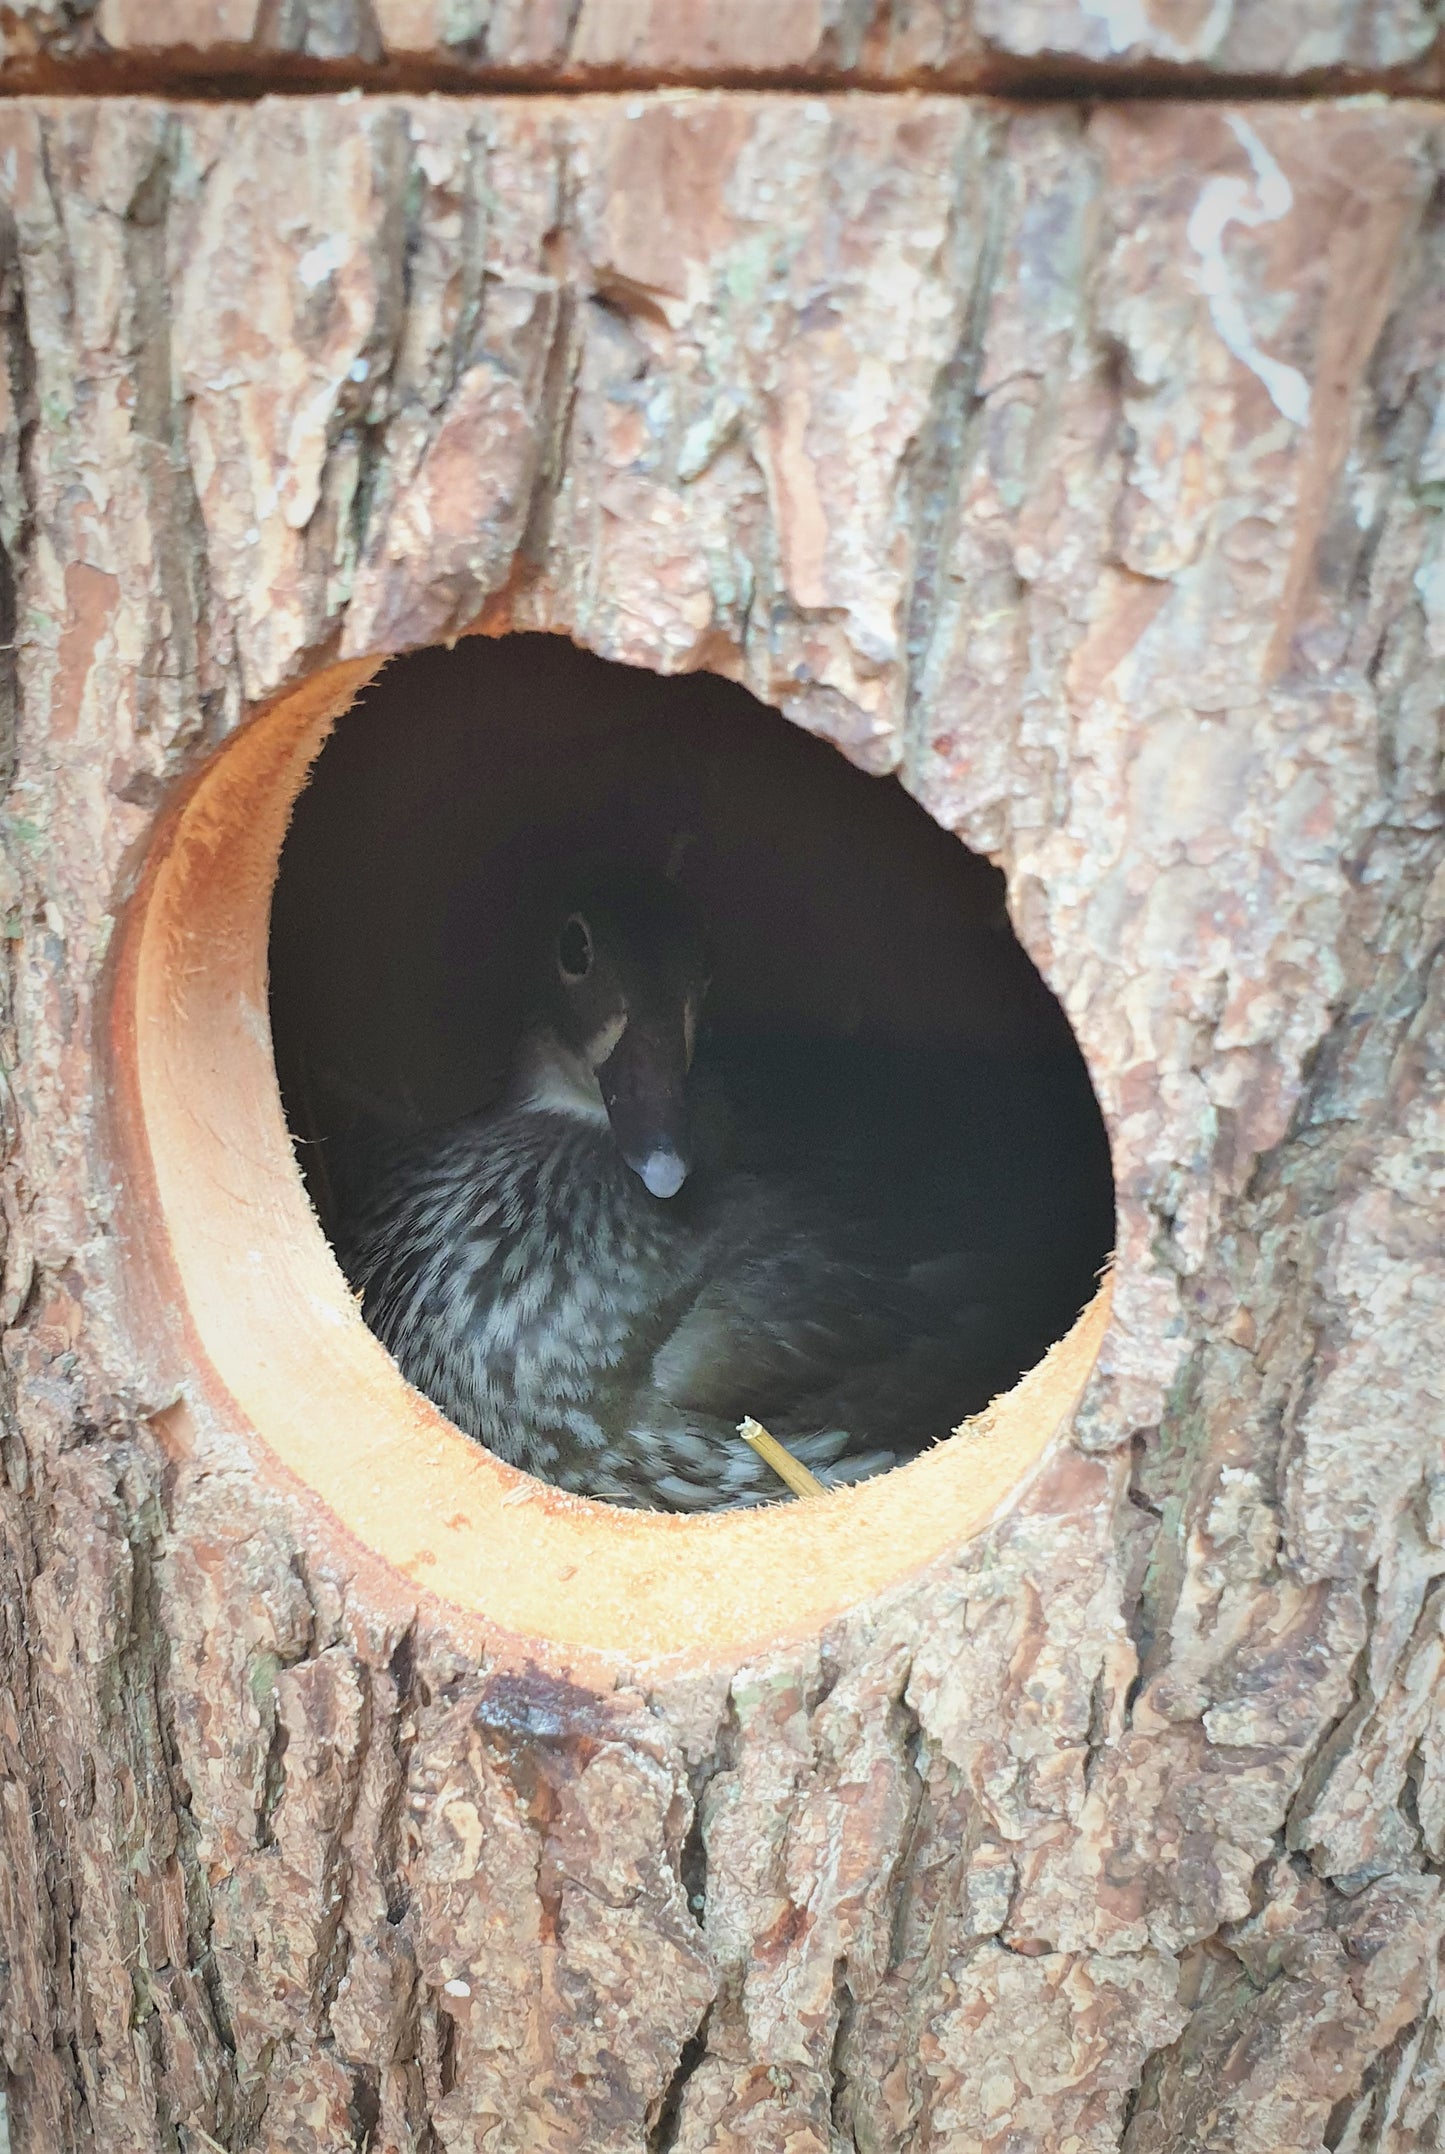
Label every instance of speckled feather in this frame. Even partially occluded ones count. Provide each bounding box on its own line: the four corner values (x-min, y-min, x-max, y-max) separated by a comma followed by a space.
336, 1097, 1014, 1510
329, 869, 1107, 1511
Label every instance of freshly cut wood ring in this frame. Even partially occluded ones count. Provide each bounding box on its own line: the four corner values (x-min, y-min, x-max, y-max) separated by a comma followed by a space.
111, 652, 1112, 1675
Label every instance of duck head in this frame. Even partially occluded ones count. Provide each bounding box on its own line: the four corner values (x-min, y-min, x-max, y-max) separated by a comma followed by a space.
515, 871, 709, 1199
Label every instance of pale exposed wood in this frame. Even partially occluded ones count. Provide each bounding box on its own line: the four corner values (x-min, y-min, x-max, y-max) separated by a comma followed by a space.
118, 646, 1109, 1665
0, 89, 1442, 2154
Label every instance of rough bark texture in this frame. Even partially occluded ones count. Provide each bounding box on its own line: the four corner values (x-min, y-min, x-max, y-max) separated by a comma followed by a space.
0, 87, 1442, 2154
2, 0, 1445, 90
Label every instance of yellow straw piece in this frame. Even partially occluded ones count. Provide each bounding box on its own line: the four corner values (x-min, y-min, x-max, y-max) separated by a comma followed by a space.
737, 1417, 827, 1501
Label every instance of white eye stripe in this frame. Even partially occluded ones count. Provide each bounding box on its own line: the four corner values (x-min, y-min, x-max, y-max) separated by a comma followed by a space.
586, 1012, 626, 1067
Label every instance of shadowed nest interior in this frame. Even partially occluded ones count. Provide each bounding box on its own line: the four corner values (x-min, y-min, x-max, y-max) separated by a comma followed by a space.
269, 635, 1114, 1512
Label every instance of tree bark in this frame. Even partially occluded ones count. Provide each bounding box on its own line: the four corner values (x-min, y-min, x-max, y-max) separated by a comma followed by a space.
4, 0, 1445, 91
0, 87, 1442, 2154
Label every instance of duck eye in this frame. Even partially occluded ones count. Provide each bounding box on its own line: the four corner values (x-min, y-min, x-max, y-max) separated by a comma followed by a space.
557, 915, 593, 983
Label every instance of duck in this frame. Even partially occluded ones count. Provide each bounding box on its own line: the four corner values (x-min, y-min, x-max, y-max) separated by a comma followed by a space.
330, 869, 1111, 1511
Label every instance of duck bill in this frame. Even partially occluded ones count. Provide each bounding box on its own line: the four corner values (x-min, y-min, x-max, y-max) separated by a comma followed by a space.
596, 1023, 692, 1199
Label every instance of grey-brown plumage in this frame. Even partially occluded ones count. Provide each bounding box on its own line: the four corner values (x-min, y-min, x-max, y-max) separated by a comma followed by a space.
333, 873, 1109, 1510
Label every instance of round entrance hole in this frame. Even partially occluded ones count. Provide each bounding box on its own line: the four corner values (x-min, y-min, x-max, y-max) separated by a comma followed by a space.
118, 635, 1114, 1669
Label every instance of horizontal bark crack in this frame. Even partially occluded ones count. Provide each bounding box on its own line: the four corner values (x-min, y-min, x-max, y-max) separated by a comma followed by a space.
0, 58, 1443, 104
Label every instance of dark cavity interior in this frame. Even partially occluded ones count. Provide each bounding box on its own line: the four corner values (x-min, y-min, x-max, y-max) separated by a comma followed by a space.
269, 636, 1113, 1511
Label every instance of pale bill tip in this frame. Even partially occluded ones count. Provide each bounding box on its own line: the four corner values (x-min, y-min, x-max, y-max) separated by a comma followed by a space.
638, 1149, 688, 1199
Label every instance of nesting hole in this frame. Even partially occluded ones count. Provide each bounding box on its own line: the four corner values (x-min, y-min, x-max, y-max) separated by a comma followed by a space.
119, 633, 1115, 1664
268, 636, 1113, 1513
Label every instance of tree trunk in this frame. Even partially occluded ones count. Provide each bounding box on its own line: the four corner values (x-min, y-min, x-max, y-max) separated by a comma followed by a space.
6, 0, 1445, 91
0, 75, 1443, 2154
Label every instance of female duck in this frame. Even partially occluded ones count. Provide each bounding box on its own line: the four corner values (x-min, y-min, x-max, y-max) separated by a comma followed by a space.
335, 872, 1091, 1510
